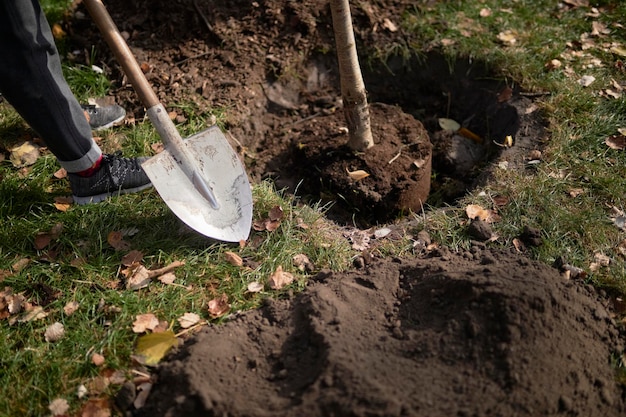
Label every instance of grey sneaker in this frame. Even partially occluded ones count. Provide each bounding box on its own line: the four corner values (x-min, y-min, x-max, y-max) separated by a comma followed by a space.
69, 153, 152, 205
82, 104, 126, 130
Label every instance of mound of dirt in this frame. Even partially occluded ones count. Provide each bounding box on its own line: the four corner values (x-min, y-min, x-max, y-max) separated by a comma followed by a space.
137, 247, 625, 416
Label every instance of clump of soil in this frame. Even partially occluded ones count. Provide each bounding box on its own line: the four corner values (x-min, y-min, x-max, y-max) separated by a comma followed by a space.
137, 248, 626, 417
273, 102, 432, 224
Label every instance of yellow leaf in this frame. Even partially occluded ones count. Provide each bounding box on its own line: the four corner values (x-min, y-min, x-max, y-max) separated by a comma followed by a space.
438, 118, 460, 131
135, 331, 178, 366
10, 141, 40, 168
346, 169, 370, 181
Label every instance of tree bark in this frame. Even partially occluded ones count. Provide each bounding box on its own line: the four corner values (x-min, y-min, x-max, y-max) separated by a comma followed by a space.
329, 0, 374, 151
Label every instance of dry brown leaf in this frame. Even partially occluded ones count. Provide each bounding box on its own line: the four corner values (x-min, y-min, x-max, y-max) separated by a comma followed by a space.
479, 8, 492, 17
224, 251, 243, 267
132, 313, 160, 333
53, 196, 73, 212
347, 169, 370, 181
605, 134, 626, 150
121, 250, 144, 267
48, 398, 69, 416
268, 265, 295, 290
569, 188, 585, 198
63, 301, 80, 316
293, 254, 314, 272
79, 397, 111, 417
53, 167, 67, 179
126, 260, 185, 290
91, 353, 106, 366
12, 257, 31, 272
208, 294, 230, 318
497, 30, 517, 45
158, 272, 177, 285
44, 322, 65, 342
466, 204, 495, 222
17, 305, 47, 323
177, 312, 200, 329
10, 141, 40, 167
107, 231, 131, 251
247, 281, 264, 293
268, 205, 285, 221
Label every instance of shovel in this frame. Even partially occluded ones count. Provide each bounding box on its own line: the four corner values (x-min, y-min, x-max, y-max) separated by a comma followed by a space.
83, 0, 253, 242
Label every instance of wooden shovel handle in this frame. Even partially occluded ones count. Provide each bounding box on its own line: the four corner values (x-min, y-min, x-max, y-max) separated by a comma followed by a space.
83, 0, 160, 108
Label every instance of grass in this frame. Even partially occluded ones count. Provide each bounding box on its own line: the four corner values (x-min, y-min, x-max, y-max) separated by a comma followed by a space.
1, 0, 626, 415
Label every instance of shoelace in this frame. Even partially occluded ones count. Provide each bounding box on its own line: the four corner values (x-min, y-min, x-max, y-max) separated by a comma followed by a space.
100, 152, 142, 183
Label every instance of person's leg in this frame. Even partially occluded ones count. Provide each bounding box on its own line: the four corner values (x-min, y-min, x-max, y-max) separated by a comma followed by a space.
0, 0, 101, 172
0, 0, 152, 204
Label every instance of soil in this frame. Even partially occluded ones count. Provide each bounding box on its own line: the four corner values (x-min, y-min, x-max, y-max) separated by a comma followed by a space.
63, 0, 626, 415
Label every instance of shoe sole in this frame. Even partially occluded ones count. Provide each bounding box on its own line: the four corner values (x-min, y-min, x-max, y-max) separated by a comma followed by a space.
90, 114, 126, 131
72, 183, 153, 205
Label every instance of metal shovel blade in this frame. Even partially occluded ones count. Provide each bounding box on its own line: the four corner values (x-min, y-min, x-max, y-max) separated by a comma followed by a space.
141, 126, 253, 242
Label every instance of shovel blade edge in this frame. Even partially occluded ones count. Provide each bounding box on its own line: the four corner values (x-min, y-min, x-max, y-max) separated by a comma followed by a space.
142, 126, 253, 242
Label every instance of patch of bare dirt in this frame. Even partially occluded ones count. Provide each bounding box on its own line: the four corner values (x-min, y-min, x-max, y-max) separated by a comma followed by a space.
63, 0, 626, 415
137, 248, 625, 417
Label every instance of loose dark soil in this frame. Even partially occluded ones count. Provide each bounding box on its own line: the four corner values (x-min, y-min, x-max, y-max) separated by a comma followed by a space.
64, 0, 626, 415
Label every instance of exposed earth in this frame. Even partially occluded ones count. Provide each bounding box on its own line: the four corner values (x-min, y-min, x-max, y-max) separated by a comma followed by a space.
64, 0, 626, 415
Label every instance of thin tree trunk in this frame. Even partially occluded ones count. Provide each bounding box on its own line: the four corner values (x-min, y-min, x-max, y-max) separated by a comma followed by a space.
329, 0, 374, 151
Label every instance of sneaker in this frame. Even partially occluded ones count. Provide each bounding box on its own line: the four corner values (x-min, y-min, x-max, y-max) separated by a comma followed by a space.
82, 104, 126, 130
69, 153, 153, 204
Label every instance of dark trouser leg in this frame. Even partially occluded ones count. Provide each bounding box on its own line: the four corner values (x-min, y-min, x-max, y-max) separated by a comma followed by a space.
0, 0, 101, 172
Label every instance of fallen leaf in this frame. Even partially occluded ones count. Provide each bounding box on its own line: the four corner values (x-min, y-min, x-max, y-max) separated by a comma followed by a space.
207, 294, 230, 318
132, 313, 160, 333
569, 188, 585, 197
91, 353, 106, 366
18, 305, 47, 323
605, 134, 626, 150
44, 322, 65, 342
293, 253, 314, 272
247, 281, 264, 293
268, 205, 284, 221
12, 257, 31, 272
578, 75, 596, 87
126, 265, 151, 290
51, 23, 66, 40
63, 301, 80, 316
438, 118, 460, 131
53, 168, 67, 179
53, 196, 73, 212
107, 231, 131, 251
48, 398, 69, 416
158, 272, 177, 285
268, 265, 295, 290
497, 30, 517, 45
382, 18, 398, 32
177, 312, 200, 329
466, 204, 495, 222
121, 250, 144, 266
479, 8, 492, 17
10, 141, 40, 168
79, 397, 110, 417
224, 251, 243, 267
347, 169, 370, 181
